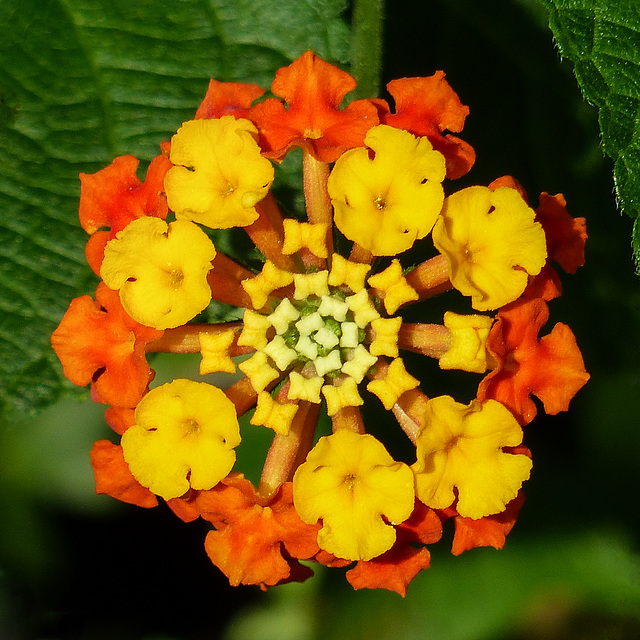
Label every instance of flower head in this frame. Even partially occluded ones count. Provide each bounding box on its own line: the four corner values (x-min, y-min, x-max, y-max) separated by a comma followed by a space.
54, 51, 588, 594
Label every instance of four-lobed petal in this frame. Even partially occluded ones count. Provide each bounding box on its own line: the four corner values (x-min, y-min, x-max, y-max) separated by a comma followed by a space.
293, 430, 415, 561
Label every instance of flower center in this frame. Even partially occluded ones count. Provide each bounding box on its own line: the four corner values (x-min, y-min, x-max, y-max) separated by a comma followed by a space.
168, 268, 185, 288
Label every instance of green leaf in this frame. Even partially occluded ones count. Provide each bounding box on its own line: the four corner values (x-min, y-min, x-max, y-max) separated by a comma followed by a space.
0, 0, 350, 419
542, 0, 640, 262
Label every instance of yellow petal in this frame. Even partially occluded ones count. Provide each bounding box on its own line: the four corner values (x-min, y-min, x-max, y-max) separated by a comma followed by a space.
100, 217, 216, 329
165, 117, 274, 229
412, 396, 532, 518
328, 125, 445, 256
121, 379, 240, 500
432, 186, 547, 310
293, 430, 415, 561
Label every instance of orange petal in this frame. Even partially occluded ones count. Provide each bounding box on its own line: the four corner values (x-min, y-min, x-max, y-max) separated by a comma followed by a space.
197, 475, 319, 588
446, 491, 526, 556
345, 501, 442, 596
51, 283, 162, 408
383, 73, 475, 179
535, 192, 587, 274
90, 439, 158, 508
478, 297, 589, 424
195, 79, 264, 119
249, 51, 379, 162
79, 154, 171, 273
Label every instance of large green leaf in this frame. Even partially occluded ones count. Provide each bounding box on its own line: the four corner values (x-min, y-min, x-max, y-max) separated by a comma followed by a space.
542, 0, 640, 262
0, 0, 350, 419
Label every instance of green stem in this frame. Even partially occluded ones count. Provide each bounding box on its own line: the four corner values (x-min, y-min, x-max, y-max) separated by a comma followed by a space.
350, 0, 385, 99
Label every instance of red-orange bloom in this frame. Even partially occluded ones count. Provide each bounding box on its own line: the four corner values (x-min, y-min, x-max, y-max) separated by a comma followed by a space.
478, 297, 589, 424
535, 192, 587, 274
195, 79, 264, 120
442, 490, 526, 556
79, 153, 171, 274
248, 51, 379, 162
523, 264, 563, 302
51, 283, 162, 408
197, 474, 320, 589
345, 500, 442, 596
90, 439, 158, 508
381, 72, 475, 179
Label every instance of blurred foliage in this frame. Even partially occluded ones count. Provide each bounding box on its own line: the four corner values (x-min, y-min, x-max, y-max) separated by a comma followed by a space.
1, 0, 640, 639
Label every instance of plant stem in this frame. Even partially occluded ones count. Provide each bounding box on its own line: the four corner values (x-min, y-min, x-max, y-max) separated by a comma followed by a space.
350, 0, 385, 99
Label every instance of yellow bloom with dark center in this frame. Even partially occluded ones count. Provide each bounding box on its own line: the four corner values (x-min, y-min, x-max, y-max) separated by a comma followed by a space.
328, 124, 446, 256
412, 395, 532, 519
293, 430, 415, 561
121, 379, 241, 500
165, 117, 274, 229
100, 217, 216, 329
432, 186, 547, 311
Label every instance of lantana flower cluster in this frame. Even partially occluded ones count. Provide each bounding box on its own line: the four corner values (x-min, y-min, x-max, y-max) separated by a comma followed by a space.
52, 51, 589, 595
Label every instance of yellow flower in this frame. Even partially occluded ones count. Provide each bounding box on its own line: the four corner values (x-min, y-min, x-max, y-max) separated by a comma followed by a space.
199, 329, 237, 374
432, 186, 547, 311
321, 377, 364, 415
250, 391, 298, 435
165, 117, 274, 228
293, 430, 415, 561
367, 259, 418, 314
100, 217, 216, 329
412, 396, 532, 519
282, 219, 329, 259
328, 125, 446, 256
121, 379, 240, 500
367, 357, 419, 409
439, 311, 493, 373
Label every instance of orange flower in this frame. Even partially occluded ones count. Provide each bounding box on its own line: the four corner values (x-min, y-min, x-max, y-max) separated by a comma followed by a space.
197, 474, 320, 589
381, 72, 475, 179
442, 490, 526, 556
90, 439, 158, 508
194, 79, 265, 120
535, 192, 587, 274
345, 500, 442, 596
79, 154, 171, 274
249, 51, 379, 162
51, 283, 162, 407
478, 297, 590, 424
